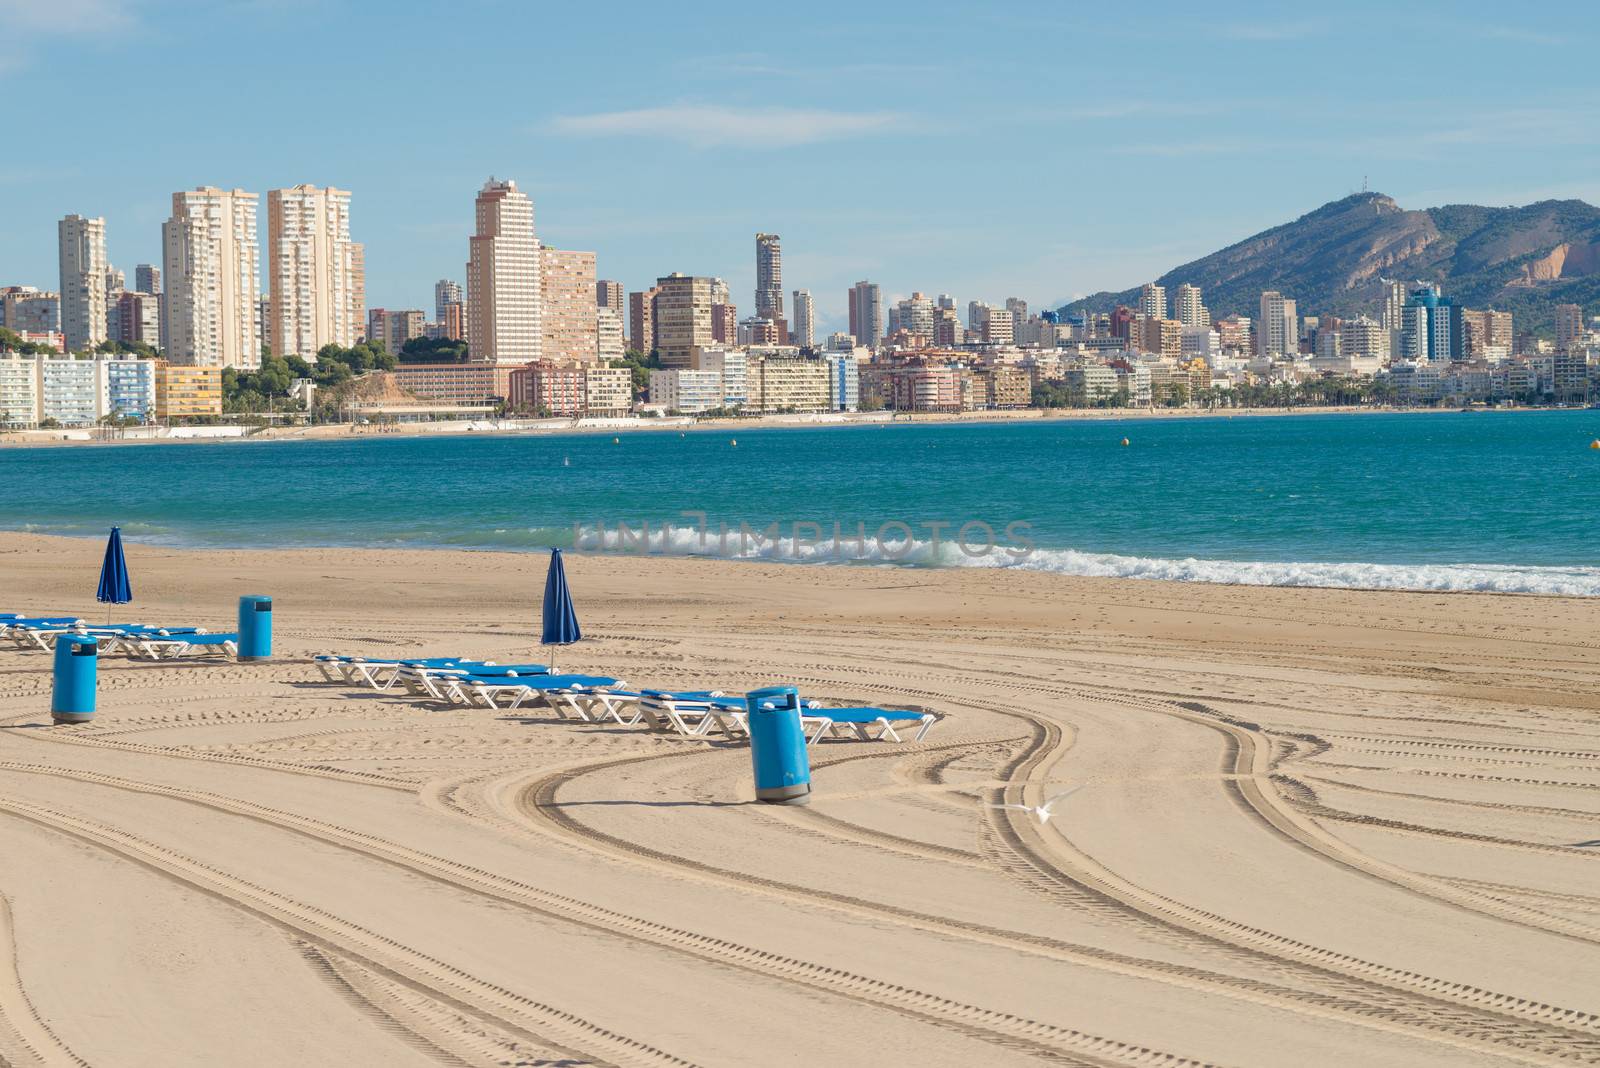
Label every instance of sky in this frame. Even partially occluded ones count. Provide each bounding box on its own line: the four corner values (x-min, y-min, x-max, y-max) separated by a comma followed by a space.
2, 0, 1598, 335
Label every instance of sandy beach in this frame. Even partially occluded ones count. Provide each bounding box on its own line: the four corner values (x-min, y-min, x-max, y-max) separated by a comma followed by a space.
1, 530, 1598, 1067
0, 403, 1457, 449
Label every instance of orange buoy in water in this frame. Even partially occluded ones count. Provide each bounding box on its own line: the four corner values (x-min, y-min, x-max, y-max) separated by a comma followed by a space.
1120, 437, 1130, 447
1591, 439, 1600, 450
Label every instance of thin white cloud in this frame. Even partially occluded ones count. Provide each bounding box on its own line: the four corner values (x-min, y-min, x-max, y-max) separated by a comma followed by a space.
1109, 141, 1241, 158
550, 105, 899, 149
0, 0, 132, 33
1471, 25, 1564, 45
1217, 20, 1321, 41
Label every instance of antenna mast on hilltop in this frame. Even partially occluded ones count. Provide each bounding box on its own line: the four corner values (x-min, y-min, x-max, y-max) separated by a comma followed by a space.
1362, 175, 1369, 193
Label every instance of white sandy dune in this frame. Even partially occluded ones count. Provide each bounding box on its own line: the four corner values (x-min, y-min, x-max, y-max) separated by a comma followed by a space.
0, 531, 1597, 1067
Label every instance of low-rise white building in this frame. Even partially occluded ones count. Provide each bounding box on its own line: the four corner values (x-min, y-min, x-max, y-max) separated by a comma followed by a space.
648, 369, 725, 413
38, 357, 103, 426
0, 354, 39, 427
689, 346, 748, 408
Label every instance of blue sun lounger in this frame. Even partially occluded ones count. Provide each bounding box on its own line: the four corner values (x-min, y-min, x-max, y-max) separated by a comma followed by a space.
701, 698, 938, 744
800, 708, 939, 744
313, 654, 490, 686
132, 632, 240, 660
450, 673, 623, 710
555, 688, 743, 728
393, 662, 551, 698
3, 618, 88, 647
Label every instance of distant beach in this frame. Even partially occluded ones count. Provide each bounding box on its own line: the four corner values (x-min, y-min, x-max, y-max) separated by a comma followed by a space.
0, 401, 1461, 449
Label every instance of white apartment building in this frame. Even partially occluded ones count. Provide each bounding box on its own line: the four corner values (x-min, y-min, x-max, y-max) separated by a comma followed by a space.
791, 289, 815, 348
747, 354, 830, 413
596, 306, 624, 363
649, 368, 725, 413
37, 357, 102, 426
1340, 315, 1388, 362
163, 187, 262, 369
0, 354, 38, 427
466, 178, 541, 365
689, 346, 748, 407
58, 214, 108, 353
824, 353, 859, 411
102, 356, 158, 419
1139, 283, 1167, 321
1257, 291, 1298, 359
0, 354, 159, 427
1173, 284, 1208, 328
1181, 326, 1221, 363
267, 185, 359, 358
583, 365, 633, 415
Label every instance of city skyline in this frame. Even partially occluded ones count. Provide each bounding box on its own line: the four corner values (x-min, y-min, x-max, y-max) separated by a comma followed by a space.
2, 0, 1597, 335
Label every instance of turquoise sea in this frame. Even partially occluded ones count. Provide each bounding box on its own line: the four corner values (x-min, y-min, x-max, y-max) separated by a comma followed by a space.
5, 411, 1600, 595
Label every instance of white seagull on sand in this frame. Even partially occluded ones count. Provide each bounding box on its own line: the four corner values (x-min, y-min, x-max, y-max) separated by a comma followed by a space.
989, 785, 1084, 824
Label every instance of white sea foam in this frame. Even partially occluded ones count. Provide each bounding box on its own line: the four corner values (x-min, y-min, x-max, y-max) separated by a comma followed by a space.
975, 547, 1600, 597
571, 524, 1600, 597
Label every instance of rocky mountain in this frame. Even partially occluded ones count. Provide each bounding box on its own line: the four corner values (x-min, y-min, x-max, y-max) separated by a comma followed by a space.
1064, 193, 1600, 336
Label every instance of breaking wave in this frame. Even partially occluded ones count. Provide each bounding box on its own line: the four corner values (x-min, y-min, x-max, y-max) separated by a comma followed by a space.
573, 524, 1600, 596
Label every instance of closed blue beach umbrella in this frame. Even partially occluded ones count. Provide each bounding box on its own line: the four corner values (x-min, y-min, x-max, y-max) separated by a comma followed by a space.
96, 526, 132, 622
541, 548, 581, 669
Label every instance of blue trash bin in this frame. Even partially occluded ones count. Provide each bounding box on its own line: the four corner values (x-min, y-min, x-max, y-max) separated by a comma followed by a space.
238, 595, 272, 661
51, 635, 98, 724
746, 685, 811, 805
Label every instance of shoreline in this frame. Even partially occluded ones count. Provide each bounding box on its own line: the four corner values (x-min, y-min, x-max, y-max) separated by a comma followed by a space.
0, 401, 1476, 448
0, 529, 1594, 601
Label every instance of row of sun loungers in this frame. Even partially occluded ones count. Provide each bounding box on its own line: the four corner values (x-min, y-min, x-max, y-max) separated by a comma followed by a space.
0, 614, 239, 660
313, 652, 940, 744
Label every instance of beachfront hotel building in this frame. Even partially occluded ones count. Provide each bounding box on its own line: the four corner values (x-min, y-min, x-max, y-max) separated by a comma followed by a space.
509, 361, 586, 415
466, 178, 540, 365
539, 248, 599, 365
596, 279, 623, 314
0, 354, 36, 428
654, 273, 715, 368
648, 368, 724, 414
0, 353, 161, 427
746, 353, 831, 413
848, 281, 882, 350
689, 346, 748, 407
503, 362, 631, 415
154, 361, 223, 419
266, 185, 360, 358
391, 362, 517, 405
162, 187, 262, 370
58, 215, 109, 353
584, 365, 632, 415
824, 353, 859, 411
